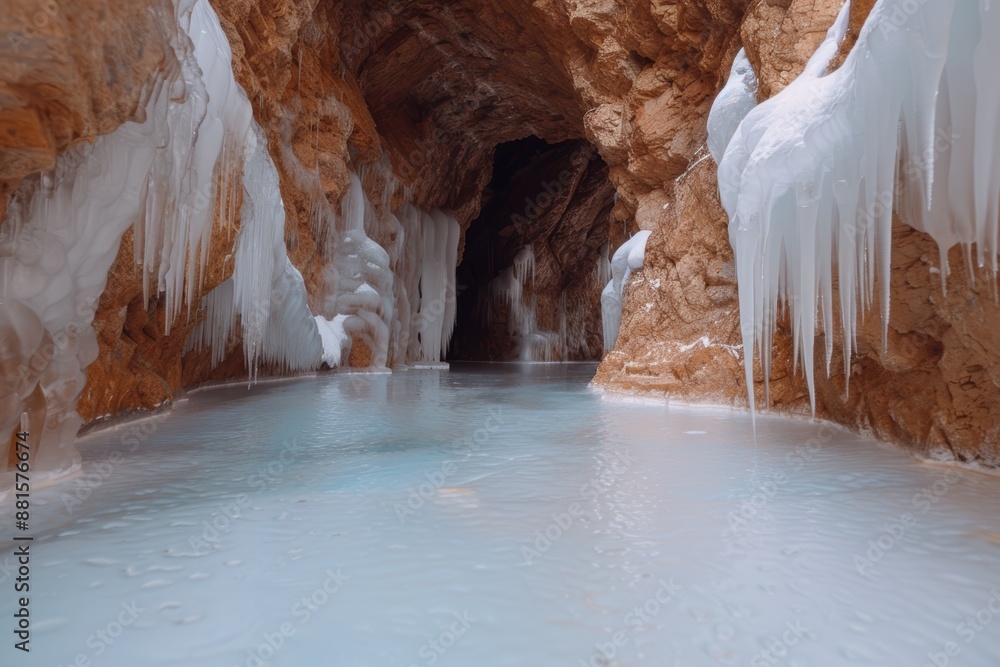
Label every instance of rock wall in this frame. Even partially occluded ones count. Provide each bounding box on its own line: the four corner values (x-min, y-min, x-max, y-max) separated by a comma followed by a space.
0, 0, 168, 221
2, 0, 998, 465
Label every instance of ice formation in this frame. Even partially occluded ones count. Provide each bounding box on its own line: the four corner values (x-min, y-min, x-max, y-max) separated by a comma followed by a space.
228, 123, 324, 378
717, 0, 1000, 414
186, 123, 328, 379
410, 209, 461, 363
601, 231, 651, 350
324, 171, 395, 368
0, 0, 275, 486
707, 48, 759, 165
394, 203, 424, 365
188, 158, 459, 374
596, 242, 613, 288
485, 245, 581, 361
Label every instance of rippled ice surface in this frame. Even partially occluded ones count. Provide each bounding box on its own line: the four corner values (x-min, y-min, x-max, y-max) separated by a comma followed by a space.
4, 363, 1000, 666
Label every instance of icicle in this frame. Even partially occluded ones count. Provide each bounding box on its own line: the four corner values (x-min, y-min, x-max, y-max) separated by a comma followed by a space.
596, 242, 613, 288
716, 0, 1000, 414
487, 247, 577, 361
185, 278, 236, 368
513, 245, 535, 286
409, 208, 460, 363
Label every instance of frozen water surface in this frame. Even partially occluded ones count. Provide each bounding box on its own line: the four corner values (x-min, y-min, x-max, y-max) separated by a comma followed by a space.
3, 363, 1000, 666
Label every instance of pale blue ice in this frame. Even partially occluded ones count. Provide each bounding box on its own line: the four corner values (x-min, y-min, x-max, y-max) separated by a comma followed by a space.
3, 363, 1000, 666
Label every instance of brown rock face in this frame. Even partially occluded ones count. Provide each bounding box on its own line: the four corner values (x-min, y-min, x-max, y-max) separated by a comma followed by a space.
812, 229, 1000, 465
0, 0, 168, 221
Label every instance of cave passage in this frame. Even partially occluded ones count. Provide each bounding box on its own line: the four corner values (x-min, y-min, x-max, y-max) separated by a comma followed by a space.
6, 0, 1000, 664
448, 136, 615, 362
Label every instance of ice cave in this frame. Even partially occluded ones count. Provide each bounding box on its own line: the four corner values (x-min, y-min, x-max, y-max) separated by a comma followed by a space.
2, 0, 1000, 664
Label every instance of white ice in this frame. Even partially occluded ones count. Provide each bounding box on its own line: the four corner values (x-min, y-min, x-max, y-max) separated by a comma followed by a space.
601, 230, 651, 350
707, 48, 759, 165
716, 0, 1000, 414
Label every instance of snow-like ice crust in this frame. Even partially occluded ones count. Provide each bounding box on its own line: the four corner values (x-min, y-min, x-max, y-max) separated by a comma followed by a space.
707, 48, 759, 165
716, 0, 1000, 414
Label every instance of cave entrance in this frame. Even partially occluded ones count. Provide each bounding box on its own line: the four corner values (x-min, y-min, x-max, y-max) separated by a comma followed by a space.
447, 136, 615, 361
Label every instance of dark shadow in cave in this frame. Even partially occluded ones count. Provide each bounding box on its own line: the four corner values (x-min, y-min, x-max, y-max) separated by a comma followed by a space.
448, 136, 615, 361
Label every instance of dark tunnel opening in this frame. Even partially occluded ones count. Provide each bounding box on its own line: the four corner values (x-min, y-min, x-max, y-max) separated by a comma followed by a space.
447, 136, 616, 361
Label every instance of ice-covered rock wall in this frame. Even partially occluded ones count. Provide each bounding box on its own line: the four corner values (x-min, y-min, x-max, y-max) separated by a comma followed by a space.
1, 0, 475, 489
717, 0, 1000, 414
0, 0, 278, 487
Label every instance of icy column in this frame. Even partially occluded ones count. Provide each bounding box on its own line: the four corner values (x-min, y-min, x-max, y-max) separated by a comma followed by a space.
394, 203, 425, 366
327, 171, 394, 368
410, 209, 460, 363
601, 231, 651, 350
717, 0, 1000, 413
